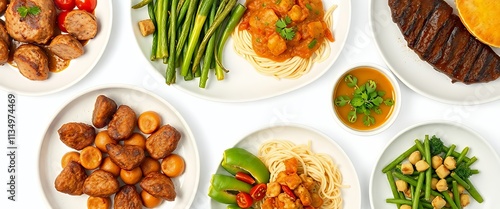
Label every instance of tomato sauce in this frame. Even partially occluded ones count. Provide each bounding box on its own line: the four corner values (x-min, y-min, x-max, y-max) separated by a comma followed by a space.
239, 0, 333, 62
333, 67, 396, 131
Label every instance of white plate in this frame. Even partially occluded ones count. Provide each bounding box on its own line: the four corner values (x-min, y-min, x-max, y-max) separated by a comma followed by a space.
37, 84, 200, 209
0, 1, 113, 96
210, 124, 361, 209
370, 0, 500, 105
369, 121, 500, 209
130, 0, 351, 102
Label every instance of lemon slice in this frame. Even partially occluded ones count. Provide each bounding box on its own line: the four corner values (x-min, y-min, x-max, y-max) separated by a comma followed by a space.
456, 0, 500, 48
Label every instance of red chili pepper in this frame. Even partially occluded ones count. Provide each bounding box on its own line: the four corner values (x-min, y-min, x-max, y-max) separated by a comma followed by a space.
250, 183, 267, 201
281, 185, 296, 201
235, 172, 256, 185
236, 192, 253, 208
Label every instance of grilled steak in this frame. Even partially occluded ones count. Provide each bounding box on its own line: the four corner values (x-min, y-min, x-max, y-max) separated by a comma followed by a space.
388, 0, 500, 84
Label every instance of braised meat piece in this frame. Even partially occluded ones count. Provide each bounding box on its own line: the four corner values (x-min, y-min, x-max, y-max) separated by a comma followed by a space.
48, 34, 84, 60
106, 143, 145, 170
64, 10, 98, 40
140, 172, 176, 201
54, 161, 87, 195
114, 185, 142, 209
92, 95, 117, 129
5, 0, 56, 44
145, 125, 181, 159
83, 170, 119, 197
13, 44, 50, 80
107, 105, 136, 141
58, 122, 95, 150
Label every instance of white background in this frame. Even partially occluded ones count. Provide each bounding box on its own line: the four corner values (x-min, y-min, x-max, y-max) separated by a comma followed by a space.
1, 0, 499, 208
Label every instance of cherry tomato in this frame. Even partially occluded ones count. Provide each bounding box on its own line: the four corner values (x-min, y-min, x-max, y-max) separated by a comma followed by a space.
236, 192, 253, 209
281, 185, 296, 201
57, 11, 69, 32
250, 183, 267, 201
235, 172, 255, 185
54, 0, 75, 11
75, 0, 97, 13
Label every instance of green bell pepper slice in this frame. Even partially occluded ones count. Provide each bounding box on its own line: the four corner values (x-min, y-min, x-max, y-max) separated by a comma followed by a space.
208, 174, 252, 204
221, 147, 270, 184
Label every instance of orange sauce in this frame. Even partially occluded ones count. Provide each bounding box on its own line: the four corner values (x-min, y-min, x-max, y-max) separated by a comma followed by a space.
239, 0, 334, 62
333, 67, 396, 131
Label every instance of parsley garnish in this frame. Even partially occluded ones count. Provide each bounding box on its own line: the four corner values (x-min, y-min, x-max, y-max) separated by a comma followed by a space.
275, 16, 296, 41
17, 6, 40, 18
334, 74, 395, 126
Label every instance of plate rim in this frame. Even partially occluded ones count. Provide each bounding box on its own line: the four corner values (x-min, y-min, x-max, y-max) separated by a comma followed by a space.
209, 122, 362, 209
36, 83, 201, 209
130, 0, 352, 102
0, 0, 114, 96
368, 119, 500, 208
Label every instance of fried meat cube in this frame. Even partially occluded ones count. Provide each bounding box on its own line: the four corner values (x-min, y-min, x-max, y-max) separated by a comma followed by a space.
114, 185, 142, 209
145, 125, 181, 159
106, 143, 145, 170
54, 161, 87, 195
140, 172, 176, 201
107, 105, 137, 141
92, 95, 117, 128
58, 122, 96, 150
83, 170, 119, 197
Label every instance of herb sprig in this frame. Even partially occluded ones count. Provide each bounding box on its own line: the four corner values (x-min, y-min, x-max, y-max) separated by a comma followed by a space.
17, 6, 41, 18
275, 16, 295, 41
334, 74, 394, 126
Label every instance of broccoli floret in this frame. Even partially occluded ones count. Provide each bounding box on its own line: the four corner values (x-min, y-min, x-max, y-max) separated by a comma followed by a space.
455, 162, 472, 179
429, 135, 444, 156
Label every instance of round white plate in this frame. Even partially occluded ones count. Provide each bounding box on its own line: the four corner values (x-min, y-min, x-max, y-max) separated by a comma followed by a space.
370, 121, 500, 209
38, 84, 200, 209
210, 124, 361, 209
370, 0, 500, 105
0, 0, 113, 96
130, 0, 351, 102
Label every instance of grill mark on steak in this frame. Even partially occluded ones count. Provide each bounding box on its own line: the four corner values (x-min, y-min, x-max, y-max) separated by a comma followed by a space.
388, 0, 500, 84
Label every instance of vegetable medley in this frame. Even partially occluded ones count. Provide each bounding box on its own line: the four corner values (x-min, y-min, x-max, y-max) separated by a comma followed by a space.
383, 135, 482, 209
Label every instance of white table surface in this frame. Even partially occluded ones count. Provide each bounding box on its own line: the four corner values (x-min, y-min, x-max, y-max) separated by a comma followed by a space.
1, 0, 499, 208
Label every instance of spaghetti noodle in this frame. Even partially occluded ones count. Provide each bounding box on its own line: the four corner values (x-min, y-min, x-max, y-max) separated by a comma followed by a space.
256, 139, 346, 209
232, 4, 337, 79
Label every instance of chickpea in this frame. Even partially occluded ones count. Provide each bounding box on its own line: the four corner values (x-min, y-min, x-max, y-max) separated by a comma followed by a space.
94, 130, 116, 153
120, 167, 143, 185
80, 146, 102, 170
138, 111, 162, 134
123, 132, 146, 150
460, 193, 470, 207
436, 164, 450, 179
415, 160, 430, 172
141, 189, 163, 208
408, 151, 421, 165
401, 162, 414, 175
431, 178, 439, 190
432, 155, 443, 169
140, 157, 161, 176
436, 179, 448, 192
395, 180, 408, 192
457, 184, 465, 194
61, 151, 80, 168
400, 205, 411, 209
100, 157, 120, 177
87, 196, 111, 209
432, 196, 446, 209
444, 156, 457, 170
161, 154, 185, 178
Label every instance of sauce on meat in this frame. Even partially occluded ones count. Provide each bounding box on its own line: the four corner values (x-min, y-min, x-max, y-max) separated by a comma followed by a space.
333, 67, 396, 131
239, 0, 333, 62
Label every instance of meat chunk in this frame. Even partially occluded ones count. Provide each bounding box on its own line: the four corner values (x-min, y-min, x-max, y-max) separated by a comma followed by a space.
54, 161, 87, 195
13, 44, 50, 81
92, 95, 117, 128
0, 21, 10, 46
267, 33, 287, 56
294, 184, 312, 206
5, 0, 56, 44
48, 34, 84, 60
64, 10, 98, 40
138, 19, 155, 37
0, 40, 9, 64
106, 143, 145, 170
0, 0, 7, 13
140, 172, 176, 201
114, 185, 142, 209
145, 125, 181, 159
83, 170, 120, 197
58, 122, 95, 150
107, 105, 137, 141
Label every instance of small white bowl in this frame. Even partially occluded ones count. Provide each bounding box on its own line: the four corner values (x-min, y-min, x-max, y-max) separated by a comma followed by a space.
330, 63, 401, 135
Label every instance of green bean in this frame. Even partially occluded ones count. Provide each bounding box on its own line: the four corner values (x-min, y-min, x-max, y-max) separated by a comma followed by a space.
166, 0, 178, 85
442, 191, 459, 209
382, 145, 418, 173
466, 156, 477, 167
443, 145, 471, 163
177, 0, 190, 28
385, 172, 401, 208
470, 169, 479, 175
176, 0, 199, 58
412, 172, 425, 209
424, 136, 432, 200
132, 0, 153, 9
456, 147, 469, 165
199, 0, 217, 88
386, 198, 433, 209
445, 144, 456, 158
393, 172, 443, 197
450, 172, 470, 189
464, 178, 483, 203
452, 181, 462, 209
415, 139, 425, 155
148, 1, 157, 60
155, 0, 169, 59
